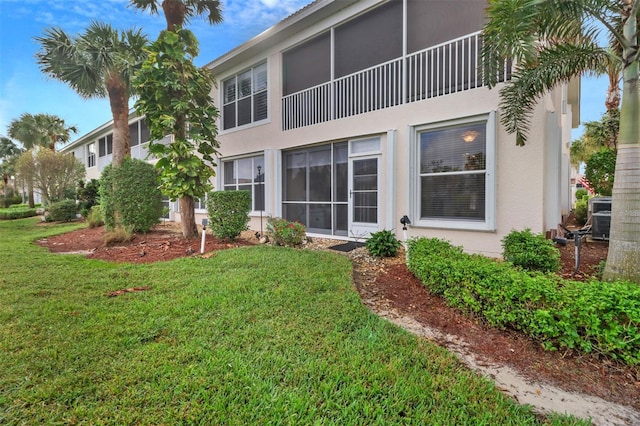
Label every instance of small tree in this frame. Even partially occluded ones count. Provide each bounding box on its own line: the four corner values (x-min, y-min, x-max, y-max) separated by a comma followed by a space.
15, 149, 85, 206
99, 158, 163, 233
585, 148, 617, 196
133, 28, 220, 238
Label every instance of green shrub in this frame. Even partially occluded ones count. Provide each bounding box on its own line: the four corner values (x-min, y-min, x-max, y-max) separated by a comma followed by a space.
77, 179, 100, 218
206, 190, 251, 241
99, 158, 163, 233
46, 200, 78, 222
574, 188, 588, 201
1, 195, 22, 208
366, 229, 402, 257
574, 198, 589, 226
86, 205, 104, 228
0, 207, 37, 220
407, 237, 640, 365
501, 228, 560, 273
585, 148, 616, 196
267, 217, 306, 246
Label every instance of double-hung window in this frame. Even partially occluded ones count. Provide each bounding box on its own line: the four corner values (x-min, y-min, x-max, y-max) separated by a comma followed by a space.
222, 62, 268, 130
414, 113, 495, 230
87, 143, 96, 168
223, 155, 265, 212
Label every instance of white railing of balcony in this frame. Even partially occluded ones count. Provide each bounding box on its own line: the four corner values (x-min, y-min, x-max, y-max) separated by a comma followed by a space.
282, 31, 508, 131
333, 58, 403, 120
407, 32, 482, 102
282, 81, 332, 131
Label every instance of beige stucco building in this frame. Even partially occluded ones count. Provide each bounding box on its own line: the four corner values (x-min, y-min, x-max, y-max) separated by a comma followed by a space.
63, 0, 579, 257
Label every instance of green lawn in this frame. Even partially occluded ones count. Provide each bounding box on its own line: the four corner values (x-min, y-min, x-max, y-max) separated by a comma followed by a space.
0, 218, 586, 425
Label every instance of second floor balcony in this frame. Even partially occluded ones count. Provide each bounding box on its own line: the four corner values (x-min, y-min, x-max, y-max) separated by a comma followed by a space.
282, 32, 511, 131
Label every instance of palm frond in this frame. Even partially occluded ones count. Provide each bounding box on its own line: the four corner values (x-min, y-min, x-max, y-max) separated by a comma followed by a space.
500, 43, 610, 145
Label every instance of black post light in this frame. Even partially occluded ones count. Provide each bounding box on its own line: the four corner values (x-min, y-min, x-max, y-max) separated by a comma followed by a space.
400, 215, 411, 230
400, 215, 411, 261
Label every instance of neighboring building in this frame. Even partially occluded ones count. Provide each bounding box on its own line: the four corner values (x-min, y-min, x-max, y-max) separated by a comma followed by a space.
62, 111, 178, 220
63, 0, 579, 257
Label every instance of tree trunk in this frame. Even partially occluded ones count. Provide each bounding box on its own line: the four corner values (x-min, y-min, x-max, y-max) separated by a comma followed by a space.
179, 195, 198, 238
28, 180, 34, 208
162, 0, 187, 31
603, 144, 640, 283
107, 76, 131, 167
603, 14, 640, 284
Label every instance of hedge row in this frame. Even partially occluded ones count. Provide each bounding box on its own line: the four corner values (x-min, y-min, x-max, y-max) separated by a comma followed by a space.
0, 208, 38, 220
407, 237, 640, 365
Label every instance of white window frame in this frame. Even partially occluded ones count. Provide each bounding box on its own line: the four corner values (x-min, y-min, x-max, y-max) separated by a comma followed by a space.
411, 112, 496, 231
222, 153, 265, 214
194, 195, 207, 212
86, 142, 96, 168
221, 61, 269, 132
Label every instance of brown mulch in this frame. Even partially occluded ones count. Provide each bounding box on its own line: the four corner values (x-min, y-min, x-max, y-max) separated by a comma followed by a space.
35, 222, 640, 413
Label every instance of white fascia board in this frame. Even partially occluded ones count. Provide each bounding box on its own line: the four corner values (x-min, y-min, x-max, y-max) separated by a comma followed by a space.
205, 0, 357, 75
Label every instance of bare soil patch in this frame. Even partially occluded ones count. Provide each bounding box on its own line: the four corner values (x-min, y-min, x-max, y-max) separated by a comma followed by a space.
36, 223, 639, 424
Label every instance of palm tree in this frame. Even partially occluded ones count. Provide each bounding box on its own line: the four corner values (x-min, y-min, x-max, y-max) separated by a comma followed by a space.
128, 0, 222, 31
482, 0, 640, 283
129, 0, 223, 238
8, 113, 76, 207
7, 113, 76, 151
35, 21, 148, 167
0, 137, 24, 201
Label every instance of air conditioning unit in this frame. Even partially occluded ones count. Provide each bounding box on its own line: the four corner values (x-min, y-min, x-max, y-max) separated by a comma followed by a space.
589, 197, 612, 214
592, 212, 611, 241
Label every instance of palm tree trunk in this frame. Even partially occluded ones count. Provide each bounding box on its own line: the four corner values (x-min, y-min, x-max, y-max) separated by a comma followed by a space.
179, 195, 198, 238
107, 76, 131, 167
162, 0, 187, 31
603, 15, 640, 283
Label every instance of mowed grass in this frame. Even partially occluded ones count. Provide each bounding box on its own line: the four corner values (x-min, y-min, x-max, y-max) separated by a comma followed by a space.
0, 218, 586, 425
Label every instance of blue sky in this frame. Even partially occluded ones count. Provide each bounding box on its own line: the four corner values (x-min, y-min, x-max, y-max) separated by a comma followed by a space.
0, 0, 309, 140
0, 0, 608, 144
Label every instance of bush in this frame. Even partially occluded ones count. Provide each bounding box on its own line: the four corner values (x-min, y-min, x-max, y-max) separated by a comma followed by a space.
366, 229, 402, 257
574, 188, 588, 201
86, 205, 104, 228
77, 179, 100, 218
1, 195, 22, 208
501, 228, 560, 273
46, 200, 78, 222
408, 237, 640, 365
206, 190, 251, 241
99, 159, 163, 233
104, 225, 134, 246
0, 207, 37, 220
574, 198, 589, 226
267, 217, 306, 246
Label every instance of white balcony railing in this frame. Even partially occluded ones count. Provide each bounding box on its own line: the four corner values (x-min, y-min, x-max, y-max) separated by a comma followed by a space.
282, 32, 510, 131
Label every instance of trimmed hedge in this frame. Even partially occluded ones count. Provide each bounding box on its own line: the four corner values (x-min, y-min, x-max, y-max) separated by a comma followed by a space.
99, 159, 163, 233
0, 207, 37, 220
407, 237, 640, 365
46, 200, 78, 222
501, 228, 560, 273
206, 190, 251, 241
